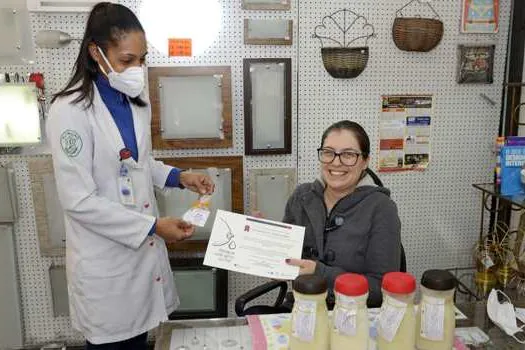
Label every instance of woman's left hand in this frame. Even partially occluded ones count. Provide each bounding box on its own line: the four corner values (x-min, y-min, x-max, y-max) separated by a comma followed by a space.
180, 172, 215, 195
285, 258, 317, 275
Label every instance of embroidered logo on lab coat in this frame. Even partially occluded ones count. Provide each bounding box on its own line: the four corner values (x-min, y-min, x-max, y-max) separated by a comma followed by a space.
60, 129, 83, 157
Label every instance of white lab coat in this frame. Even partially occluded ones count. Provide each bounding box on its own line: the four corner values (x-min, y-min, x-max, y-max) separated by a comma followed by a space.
46, 85, 179, 344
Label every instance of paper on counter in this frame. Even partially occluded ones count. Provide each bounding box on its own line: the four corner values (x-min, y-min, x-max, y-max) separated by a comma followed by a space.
204, 210, 305, 279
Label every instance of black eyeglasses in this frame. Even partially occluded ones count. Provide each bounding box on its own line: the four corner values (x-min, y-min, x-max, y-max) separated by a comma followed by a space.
317, 148, 362, 166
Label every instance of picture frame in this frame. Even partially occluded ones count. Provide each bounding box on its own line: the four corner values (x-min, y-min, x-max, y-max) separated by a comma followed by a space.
242, 0, 290, 11
460, 0, 499, 34
148, 66, 232, 150
457, 45, 495, 84
249, 168, 296, 221
29, 157, 66, 257
158, 156, 243, 252
243, 58, 292, 155
244, 19, 293, 45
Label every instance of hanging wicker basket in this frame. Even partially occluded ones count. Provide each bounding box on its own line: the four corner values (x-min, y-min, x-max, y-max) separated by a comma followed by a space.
392, 17, 443, 52
321, 47, 369, 79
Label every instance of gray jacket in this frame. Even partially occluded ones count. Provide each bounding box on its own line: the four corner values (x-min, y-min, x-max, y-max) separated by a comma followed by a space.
283, 175, 401, 307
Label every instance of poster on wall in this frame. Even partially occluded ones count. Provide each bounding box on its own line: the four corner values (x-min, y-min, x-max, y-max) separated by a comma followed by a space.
379, 95, 433, 172
460, 0, 499, 34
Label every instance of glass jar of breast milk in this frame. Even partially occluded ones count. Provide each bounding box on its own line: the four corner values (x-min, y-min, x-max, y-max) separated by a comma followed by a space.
377, 272, 417, 350
289, 274, 330, 350
330, 273, 369, 350
416, 269, 457, 350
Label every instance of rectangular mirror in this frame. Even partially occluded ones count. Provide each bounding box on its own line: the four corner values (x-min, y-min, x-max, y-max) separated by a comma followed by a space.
249, 168, 296, 221
242, 0, 291, 10
157, 168, 232, 241
0, 84, 41, 146
0, 3, 35, 65
29, 157, 66, 257
157, 156, 243, 252
49, 265, 69, 317
0, 225, 23, 348
244, 19, 293, 45
0, 163, 18, 223
168, 258, 227, 320
149, 66, 232, 150
243, 58, 292, 155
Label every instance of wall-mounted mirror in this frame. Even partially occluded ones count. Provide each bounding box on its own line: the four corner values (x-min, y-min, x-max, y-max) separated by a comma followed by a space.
0, 84, 41, 146
242, 0, 291, 11
29, 157, 66, 257
157, 168, 232, 241
49, 265, 69, 317
149, 66, 232, 150
243, 58, 292, 155
249, 168, 296, 221
244, 19, 293, 45
157, 156, 243, 252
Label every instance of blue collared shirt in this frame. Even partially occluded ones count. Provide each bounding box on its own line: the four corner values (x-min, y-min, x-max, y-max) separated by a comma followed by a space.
95, 74, 182, 236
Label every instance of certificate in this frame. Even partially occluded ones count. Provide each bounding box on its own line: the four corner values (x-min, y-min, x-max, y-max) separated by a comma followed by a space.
203, 210, 305, 279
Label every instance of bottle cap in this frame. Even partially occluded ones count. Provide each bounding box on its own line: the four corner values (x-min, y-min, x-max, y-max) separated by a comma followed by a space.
382, 272, 416, 294
421, 269, 456, 291
334, 273, 368, 296
293, 274, 327, 295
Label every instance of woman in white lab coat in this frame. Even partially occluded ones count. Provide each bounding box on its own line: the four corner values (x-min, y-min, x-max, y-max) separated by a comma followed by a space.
46, 3, 214, 349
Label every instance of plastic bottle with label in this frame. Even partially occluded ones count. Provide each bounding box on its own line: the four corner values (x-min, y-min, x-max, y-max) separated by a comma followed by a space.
416, 269, 456, 350
377, 272, 417, 350
330, 273, 369, 350
289, 274, 329, 350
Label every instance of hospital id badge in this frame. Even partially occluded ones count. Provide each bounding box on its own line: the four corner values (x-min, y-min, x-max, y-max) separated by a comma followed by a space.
118, 164, 136, 206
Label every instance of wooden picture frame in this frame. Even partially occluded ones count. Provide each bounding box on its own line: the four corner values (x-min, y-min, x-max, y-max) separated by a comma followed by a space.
249, 168, 296, 221
242, 0, 290, 11
243, 58, 292, 155
149, 66, 232, 150
244, 19, 293, 45
159, 156, 243, 252
29, 157, 66, 257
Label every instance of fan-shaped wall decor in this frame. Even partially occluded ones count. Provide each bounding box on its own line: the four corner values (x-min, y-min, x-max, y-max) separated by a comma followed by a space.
313, 8, 375, 79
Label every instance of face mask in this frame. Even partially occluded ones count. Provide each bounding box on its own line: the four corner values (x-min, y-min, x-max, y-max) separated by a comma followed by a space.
486, 289, 525, 343
97, 47, 145, 98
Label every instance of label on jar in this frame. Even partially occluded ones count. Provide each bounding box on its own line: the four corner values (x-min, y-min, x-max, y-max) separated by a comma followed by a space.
420, 295, 445, 341
378, 295, 407, 342
291, 299, 317, 342
334, 294, 358, 336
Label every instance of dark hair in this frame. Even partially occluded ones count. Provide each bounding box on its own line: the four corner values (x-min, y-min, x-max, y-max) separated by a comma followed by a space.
320, 120, 370, 159
52, 2, 146, 108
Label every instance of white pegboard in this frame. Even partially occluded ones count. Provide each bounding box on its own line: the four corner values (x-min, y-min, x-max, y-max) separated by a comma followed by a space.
0, 0, 512, 345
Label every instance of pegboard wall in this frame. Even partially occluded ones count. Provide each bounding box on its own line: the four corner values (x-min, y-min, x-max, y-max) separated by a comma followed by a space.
0, 0, 512, 346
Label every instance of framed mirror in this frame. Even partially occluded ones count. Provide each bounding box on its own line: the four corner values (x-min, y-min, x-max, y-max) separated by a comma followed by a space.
168, 257, 227, 320
49, 265, 69, 317
249, 168, 296, 221
0, 83, 41, 146
149, 66, 232, 150
29, 157, 66, 257
157, 167, 232, 241
157, 156, 243, 252
244, 19, 293, 45
243, 58, 292, 155
242, 0, 291, 11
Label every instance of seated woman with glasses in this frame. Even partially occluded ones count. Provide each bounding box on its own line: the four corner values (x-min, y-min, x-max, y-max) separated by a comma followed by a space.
284, 120, 401, 307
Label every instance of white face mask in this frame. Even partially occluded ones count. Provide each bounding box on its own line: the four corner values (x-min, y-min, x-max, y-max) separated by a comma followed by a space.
486, 289, 525, 343
97, 47, 145, 98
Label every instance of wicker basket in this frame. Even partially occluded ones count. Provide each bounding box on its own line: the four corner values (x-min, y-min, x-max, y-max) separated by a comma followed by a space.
321, 47, 369, 79
392, 17, 443, 52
